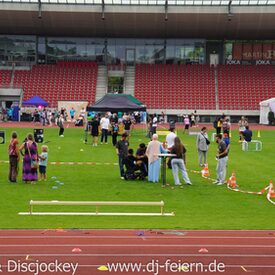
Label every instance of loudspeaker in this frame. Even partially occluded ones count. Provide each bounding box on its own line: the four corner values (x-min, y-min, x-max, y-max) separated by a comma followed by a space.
0, 131, 5, 144
34, 129, 44, 143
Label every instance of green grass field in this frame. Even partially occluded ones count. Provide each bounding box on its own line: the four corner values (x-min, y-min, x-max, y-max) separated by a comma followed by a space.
0, 126, 274, 230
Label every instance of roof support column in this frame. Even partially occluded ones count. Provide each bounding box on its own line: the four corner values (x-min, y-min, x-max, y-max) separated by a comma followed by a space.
38, 0, 42, 19
102, 0, 105, 20
164, 0, 168, 21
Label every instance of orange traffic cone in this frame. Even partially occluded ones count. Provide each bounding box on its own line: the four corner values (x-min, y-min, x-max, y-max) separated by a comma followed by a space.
268, 180, 275, 198
227, 172, 238, 188
201, 163, 210, 177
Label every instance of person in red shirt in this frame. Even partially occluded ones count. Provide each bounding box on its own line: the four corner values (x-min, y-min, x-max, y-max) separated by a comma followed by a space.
8, 132, 20, 183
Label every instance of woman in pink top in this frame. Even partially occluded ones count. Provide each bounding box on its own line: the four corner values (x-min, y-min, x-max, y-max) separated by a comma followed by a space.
183, 116, 190, 134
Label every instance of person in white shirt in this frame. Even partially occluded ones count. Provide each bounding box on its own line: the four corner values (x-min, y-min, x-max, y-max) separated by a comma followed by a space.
152, 114, 158, 134
100, 113, 110, 144
166, 127, 177, 169
166, 128, 177, 150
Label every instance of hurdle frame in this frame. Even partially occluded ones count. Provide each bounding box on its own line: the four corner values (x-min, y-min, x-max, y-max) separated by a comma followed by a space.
19, 200, 175, 216
242, 140, 262, 151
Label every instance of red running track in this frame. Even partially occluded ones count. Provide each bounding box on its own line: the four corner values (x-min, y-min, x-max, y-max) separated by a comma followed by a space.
0, 230, 275, 275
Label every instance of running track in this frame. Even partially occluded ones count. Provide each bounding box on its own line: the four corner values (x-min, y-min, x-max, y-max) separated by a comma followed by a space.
0, 230, 275, 275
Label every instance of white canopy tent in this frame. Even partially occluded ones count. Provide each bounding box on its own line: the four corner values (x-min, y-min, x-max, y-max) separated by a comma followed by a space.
259, 98, 275, 124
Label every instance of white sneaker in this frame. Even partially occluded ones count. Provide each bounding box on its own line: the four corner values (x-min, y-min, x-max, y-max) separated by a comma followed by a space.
216, 182, 224, 186
60, 135, 64, 137
213, 180, 220, 184
186, 182, 192, 185
120, 177, 125, 180
175, 183, 182, 186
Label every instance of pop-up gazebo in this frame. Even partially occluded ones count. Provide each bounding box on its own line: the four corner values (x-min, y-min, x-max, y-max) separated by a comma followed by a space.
87, 94, 146, 113
22, 96, 49, 107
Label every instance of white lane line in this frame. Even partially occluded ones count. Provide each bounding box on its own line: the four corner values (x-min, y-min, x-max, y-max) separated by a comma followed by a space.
0, 264, 274, 269
1, 244, 275, 248
0, 229, 274, 232
0, 235, 274, 239
0, 253, 275, 257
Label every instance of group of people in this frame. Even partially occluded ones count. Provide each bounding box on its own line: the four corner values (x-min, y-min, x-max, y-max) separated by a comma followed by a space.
115, 118, 233, 187
116, 125, 192, 187
8, 132, 48, 184
183, 112, 200, 134
88, 112, 134, 146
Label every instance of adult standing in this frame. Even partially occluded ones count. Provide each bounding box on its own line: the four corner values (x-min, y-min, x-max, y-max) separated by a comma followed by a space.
216, 117, 223, 135
147, 117, 153, 138
8, 132, 20, 183
166, 127, 177, 169
123, 116, 132, 137
170, 137, 192, 186
196, 127, 209, 167
41, 108, 47, 126
214, 134, 229, 186
70, 107, 76, 121
91, 116, 100, 146
146, 134, 166, 183
19, 133, 38, 184
166, 128, 177, 150
183, 115, 190, 134
100, 113, 110, 144
116, 133, 129, 179
222, 118, 231, 135
57, 114, 65, 137
111, 121, 119, 146
47, 109, 52, 126
190, 113, 196, 127
152, 114, 158, 134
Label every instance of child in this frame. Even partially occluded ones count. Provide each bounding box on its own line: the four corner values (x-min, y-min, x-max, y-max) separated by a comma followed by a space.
111, 121, 119, 146
39, 145, 48, 181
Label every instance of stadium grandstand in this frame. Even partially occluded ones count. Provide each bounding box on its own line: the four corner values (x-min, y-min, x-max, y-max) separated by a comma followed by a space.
1, 0, 275, 122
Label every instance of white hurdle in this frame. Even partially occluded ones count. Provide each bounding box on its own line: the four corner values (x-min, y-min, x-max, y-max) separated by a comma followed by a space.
242, 140, 262, 151
18, 200, 175, 217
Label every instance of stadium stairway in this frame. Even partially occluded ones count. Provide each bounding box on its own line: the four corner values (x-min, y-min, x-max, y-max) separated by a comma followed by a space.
95, 65, 108, 102
124, 66, 135, 96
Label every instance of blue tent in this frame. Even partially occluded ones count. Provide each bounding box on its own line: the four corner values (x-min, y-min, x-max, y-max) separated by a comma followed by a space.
22, 96, 49, 107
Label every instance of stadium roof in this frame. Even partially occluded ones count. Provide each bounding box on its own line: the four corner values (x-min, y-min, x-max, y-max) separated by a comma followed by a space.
0, 2, 275, 39
1, 0, 275, 5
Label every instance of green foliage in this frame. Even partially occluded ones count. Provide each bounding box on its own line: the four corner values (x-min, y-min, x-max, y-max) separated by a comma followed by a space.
0, 127, 274, 229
